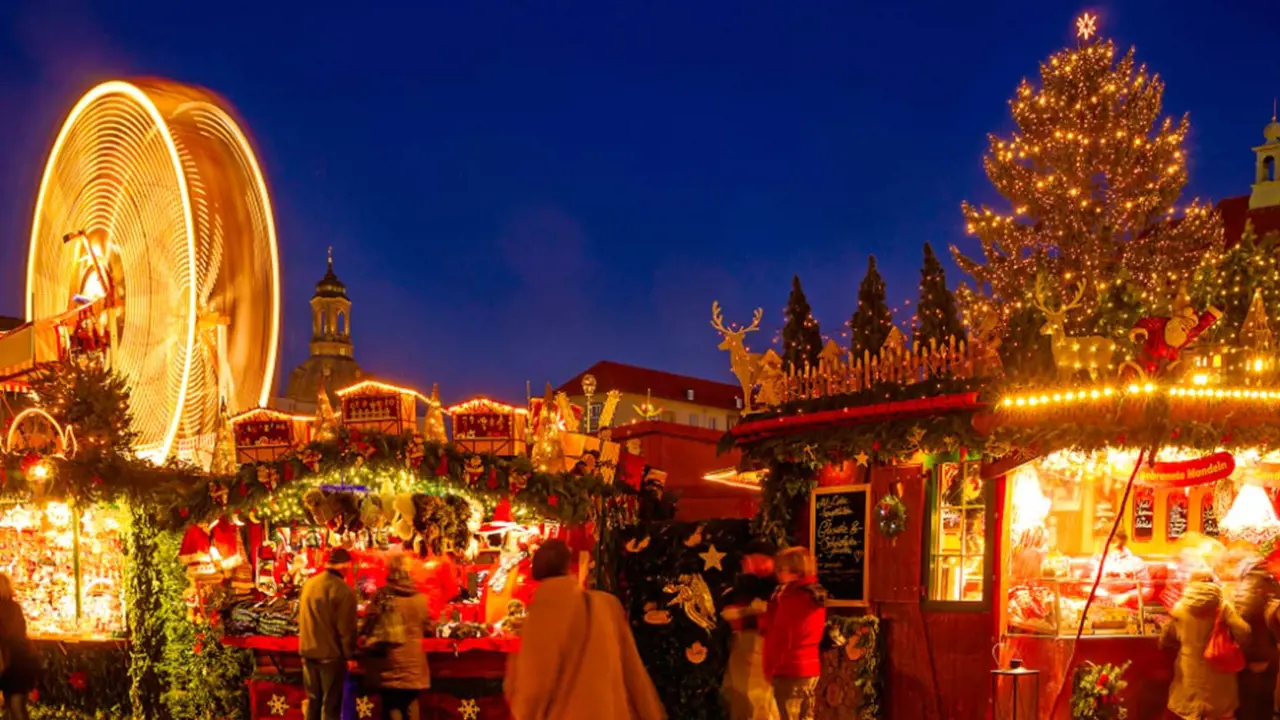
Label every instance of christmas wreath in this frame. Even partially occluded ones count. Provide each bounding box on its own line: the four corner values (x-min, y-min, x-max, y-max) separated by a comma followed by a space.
874, 493, 907, 538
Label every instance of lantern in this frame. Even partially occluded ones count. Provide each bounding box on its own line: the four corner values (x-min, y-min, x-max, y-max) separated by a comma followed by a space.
991, 661, 1039, 720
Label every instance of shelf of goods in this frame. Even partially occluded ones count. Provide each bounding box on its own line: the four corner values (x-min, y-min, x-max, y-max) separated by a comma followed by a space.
0, 501, 127, 640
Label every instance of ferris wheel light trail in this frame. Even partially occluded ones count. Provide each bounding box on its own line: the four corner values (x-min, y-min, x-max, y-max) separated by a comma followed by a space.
25, 79, 281, 464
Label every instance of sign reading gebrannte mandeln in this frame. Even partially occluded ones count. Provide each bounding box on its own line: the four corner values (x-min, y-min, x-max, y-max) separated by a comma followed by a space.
1136, 452, 1235, 489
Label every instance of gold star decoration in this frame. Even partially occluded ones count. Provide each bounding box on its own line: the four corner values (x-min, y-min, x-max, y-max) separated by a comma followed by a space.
699, 544, 726, 571
854, 452, 870, 467
1075, 12, 1097, 41
460, 698, 480, 720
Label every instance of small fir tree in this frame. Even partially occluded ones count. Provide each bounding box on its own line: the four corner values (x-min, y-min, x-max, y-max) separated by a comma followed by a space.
781, 275, 824, 372
914, 242, 966, 349
850, 256, 894, 361
23, 357, 138, 462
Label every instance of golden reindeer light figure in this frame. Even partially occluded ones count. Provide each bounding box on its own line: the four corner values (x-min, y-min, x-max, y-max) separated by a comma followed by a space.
711, 301, 764, 413
1034, 277, 1116, 382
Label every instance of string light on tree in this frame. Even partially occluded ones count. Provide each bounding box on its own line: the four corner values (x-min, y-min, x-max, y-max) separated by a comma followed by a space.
850, 256, 894, 361
951, 14, 1220, 361
781, 275, 824, 372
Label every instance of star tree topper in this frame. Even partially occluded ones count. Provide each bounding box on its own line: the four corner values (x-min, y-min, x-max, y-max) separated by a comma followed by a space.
1075, 12, 1097, 41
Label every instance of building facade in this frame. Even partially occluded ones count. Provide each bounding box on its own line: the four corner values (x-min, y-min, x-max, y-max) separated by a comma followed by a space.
556, 360, 743, 432
280, 252, 365, 412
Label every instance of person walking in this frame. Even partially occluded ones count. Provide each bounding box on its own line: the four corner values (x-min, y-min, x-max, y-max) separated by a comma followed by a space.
722, 541, 779, 720
505, 539, 664, 720
0, 574, 36, 720
763, 547, 827, 720
1161, 570, 1251, 720
362, 555, 432, 720
299, 547, 358, 720
1234, 558, 1280, 720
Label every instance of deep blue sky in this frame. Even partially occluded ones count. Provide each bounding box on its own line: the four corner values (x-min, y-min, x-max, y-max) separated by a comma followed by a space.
0, 0, 1275, 405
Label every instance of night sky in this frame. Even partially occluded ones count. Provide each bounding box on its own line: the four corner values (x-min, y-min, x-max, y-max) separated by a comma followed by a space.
0, 0, 1274, 405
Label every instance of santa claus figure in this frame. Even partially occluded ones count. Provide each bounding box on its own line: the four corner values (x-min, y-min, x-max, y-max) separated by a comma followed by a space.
1131, 304, 1222, 376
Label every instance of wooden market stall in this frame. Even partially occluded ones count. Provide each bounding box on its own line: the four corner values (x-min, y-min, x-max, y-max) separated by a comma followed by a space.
178, 379, 652, 720
721, 293, 1280, 719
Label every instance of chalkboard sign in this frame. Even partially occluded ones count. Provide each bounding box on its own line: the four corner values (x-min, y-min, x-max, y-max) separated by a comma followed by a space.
1132, 487, 1155, 542
1167, 492, 1189, 542
810, 485, 870, 607
1201, 492, 1219, 537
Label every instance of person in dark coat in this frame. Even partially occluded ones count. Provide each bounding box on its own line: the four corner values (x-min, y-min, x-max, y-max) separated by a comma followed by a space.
362, 555, 432, 720
0, 573, 37, 720
299, 548, 358, 720
1234, 558, 1280, 720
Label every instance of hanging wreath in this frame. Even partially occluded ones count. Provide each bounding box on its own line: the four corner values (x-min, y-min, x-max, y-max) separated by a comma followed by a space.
875, 493, 907, 538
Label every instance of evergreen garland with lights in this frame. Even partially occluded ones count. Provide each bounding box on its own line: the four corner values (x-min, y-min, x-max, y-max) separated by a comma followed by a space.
782, 275, 824, 372
850, 256, 894, 361
914, 242, 965, 349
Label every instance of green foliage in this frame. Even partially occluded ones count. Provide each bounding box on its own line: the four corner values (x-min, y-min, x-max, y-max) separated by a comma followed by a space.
782, 275, 824, 372
30, 640, 130, 719
125, 504, 166, 720
996, 304, 1055, 382
850, 256, 893, 361
822, 616, 883, 720
160, 430, 642, 532
156, 530, 252, 719
1070, 660, 1131, 719
23, 358, 138, 462
914, 242, 965, 349
1087, 267, 1145, 340
752, 461, 817, 547
1192, 228, 1280, 344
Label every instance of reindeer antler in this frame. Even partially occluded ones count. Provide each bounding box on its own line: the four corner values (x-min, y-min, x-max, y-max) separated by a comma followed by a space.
744, 308, 763, 333
1032, 275, 1053, 315
711, 301, 728, 333
1061, 280, 1086, 311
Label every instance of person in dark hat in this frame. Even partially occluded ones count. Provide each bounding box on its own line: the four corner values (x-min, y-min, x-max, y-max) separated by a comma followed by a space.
299, 547, 358, 720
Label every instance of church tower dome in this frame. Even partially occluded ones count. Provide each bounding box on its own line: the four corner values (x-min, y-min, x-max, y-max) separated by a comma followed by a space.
284, 249, 364, 406
1251, 104, 1280, 210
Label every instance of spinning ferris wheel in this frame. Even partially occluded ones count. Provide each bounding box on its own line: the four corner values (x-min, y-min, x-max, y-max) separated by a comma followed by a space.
23, 79, 281, 463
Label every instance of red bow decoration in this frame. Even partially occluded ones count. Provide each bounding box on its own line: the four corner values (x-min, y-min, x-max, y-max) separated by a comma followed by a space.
257, 465, 280, 492
464, 457, 485, 486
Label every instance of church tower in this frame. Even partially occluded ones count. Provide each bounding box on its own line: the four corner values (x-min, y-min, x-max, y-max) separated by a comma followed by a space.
1250, 106, 1280, 210
284, 250, 364, 407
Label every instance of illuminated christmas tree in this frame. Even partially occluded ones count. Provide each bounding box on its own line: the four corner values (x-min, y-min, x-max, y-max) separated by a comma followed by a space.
781, 275, 823, 372
24, 358, 137, 460
952, 15, 1219, 334
1192, 222, 1280, 343
914, 242, 965, 348
849, 256, 893, 361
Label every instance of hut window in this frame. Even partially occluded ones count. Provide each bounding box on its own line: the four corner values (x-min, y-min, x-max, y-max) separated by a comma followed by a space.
925, 459, 989, 605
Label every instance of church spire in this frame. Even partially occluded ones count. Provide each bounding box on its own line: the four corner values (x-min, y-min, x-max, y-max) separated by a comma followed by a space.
1251, 104, 1280, 210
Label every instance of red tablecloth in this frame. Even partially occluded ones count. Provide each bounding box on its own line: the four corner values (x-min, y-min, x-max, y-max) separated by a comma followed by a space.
223, 634, 520, 654
249, 678, 510, 720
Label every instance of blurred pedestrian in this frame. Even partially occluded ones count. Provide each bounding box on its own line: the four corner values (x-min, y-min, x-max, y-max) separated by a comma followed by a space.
1161, 570, 1250, 720
763, 547, 826, 720
1234, 557, 1279, 720
362, 554, 432, 720
722, 540, 779, 719
505, 539, 664, 720
0, 573, 36, 720
299, 548, 358, 720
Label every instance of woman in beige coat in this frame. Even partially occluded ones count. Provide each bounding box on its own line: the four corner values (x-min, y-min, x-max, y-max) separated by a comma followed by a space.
1160, 573, 1251, 720
363, 555, 432, 720
505, 539, 665, 720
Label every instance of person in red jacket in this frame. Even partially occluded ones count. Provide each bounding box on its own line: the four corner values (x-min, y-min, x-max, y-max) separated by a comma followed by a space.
762, 547, 827, 720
